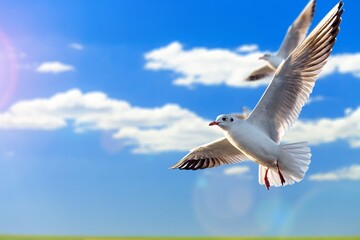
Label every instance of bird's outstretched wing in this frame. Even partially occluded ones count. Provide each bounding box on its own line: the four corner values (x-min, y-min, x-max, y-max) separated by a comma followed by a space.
277, 0, 316, 58
245, 65, 274, 82
171, 138, 248, 170
245, 0, 316, 82
247, 1, 343, 143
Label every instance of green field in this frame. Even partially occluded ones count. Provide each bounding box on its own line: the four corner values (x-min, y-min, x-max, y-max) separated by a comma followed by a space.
0, 236, 359, 240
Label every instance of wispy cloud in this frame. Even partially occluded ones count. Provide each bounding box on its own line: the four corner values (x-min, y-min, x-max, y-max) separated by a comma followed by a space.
236, 44, 258, 53
306, 95, 327, 105
36, 61, 75, 74
0, 89, 221, 153
145, 42, 360, 88
224, 166, 250, 176
68, 43, 84, 50
309, 165, 360, 181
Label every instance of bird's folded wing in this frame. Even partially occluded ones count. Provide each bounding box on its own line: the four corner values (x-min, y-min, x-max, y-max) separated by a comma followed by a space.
247, 1, 343, 143
277, 0, 316, 58
245, 65, 274, 82
171, 138, 248, 170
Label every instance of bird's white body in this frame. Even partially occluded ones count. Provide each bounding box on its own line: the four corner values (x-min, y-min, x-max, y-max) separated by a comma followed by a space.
224, 119, 279, 167
215, 114, 309, 187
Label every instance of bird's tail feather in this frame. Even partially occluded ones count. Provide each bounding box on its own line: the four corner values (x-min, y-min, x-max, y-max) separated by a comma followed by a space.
258, 141, 311, 187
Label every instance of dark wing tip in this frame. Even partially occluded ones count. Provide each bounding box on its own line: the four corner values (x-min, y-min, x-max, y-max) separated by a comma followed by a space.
178, 159, 200, 170
246, 73, 268, 82
311, 0, 316, 20
337, 1, 344, 17
172, 158, 216, 171
335, 2, 344, 27
339, 0, 344, 9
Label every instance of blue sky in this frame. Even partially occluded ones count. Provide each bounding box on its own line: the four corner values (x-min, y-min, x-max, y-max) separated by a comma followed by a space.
0, 0, 359, 236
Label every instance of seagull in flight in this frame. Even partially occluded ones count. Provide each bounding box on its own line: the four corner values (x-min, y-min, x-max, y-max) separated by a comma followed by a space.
172, 1, 343, 190
246, 0, 316, 81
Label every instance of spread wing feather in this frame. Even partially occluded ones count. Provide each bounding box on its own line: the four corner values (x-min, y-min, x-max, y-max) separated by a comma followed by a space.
247, 1, 343, 143
277, 0, 316, 58
171, 138, 248, 170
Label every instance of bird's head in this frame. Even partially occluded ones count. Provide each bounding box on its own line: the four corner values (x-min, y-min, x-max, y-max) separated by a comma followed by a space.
209, 114, 237, 129
259, 53, 272, 60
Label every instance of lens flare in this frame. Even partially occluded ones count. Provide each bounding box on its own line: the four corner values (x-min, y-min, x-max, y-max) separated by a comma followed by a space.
192, 171, 254, 235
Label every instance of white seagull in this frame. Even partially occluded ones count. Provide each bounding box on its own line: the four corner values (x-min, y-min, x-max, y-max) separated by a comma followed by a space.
246, 0, 316, 81
172, 1, 343, 190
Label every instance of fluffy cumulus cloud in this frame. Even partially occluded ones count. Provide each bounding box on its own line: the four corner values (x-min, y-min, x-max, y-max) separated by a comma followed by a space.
145, 41, 271, 88
309, 165, 360, 181
2, 89, 360, 153
0, 89, 221, 153
285, 107, 360, 148
322, 53, 360, 78
36, 61, 75, 73
145, 42, 360, 88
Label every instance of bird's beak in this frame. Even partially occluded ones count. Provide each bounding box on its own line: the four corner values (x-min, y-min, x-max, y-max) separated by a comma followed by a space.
259, 56, 265, 60
209, 121, 218, 126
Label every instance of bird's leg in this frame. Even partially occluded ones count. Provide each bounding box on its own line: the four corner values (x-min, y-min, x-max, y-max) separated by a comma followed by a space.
276, 161, 286, 185
264, 167, 270, 190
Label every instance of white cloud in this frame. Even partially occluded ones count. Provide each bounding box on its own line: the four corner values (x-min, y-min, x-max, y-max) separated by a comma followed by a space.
309, 165, 360, 181
145, 42, 360, 88
0, 89, 221, 153
306, 95, 327, 105
285, 107, 360, 148
236, 44, 258, 53
145, 41, 271, 88
36, 61, 75, 73
224, 166, 250, 176
322, 53, 360, 78
113, 117, 220, 153
2, 89, 360, 153
68, 43, 84, 50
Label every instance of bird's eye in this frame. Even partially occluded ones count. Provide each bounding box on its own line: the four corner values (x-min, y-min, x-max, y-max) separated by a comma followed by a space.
230, 118, 233, 122
222, 117, 227, 121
